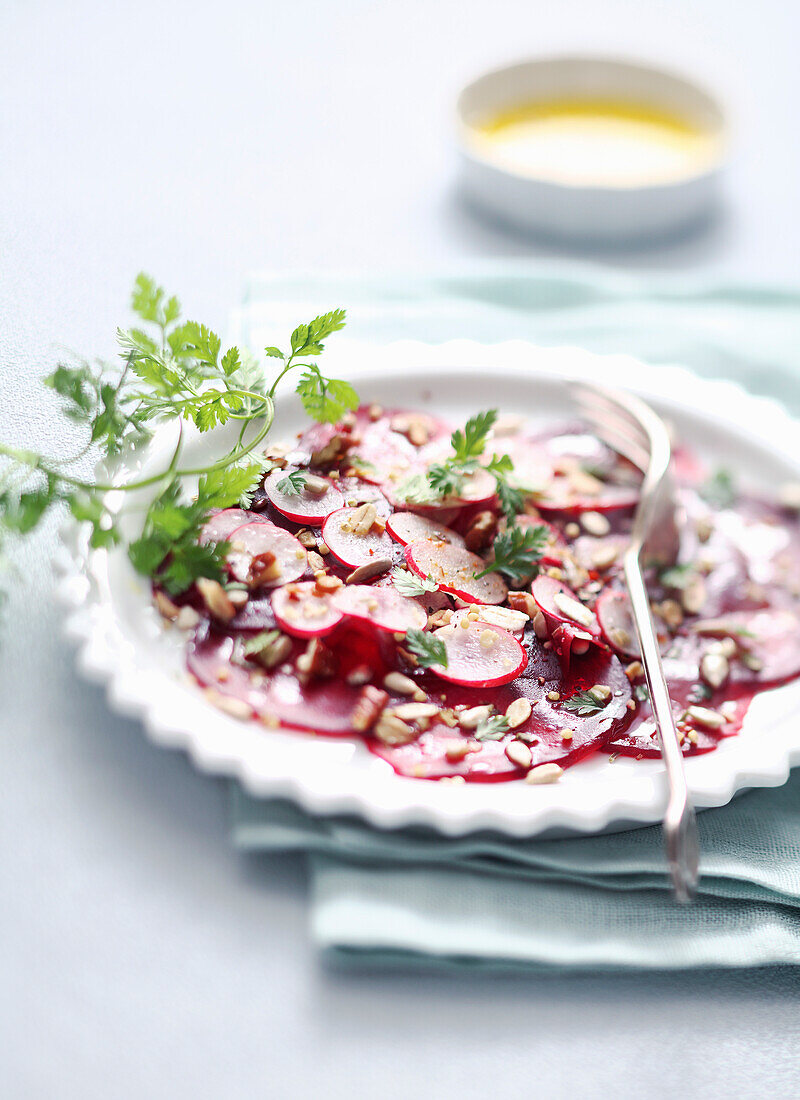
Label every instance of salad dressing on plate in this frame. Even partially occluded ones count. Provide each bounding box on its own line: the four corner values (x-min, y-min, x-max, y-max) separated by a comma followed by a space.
469, 98, 719, 187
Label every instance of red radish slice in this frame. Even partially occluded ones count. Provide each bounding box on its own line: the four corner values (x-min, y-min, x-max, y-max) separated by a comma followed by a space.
551, 623, 594, 666
449, 605, 529, 636
405, 541, 508, 605
538, 478, 639, 516
200, 508, 268, 545
336, 476, 391, 512
596, 590, 641, 658
452, 468, 497, 505
227, 521, 308, 588
503, 440, 552, 494
532, 575, 601, 638
322, 508, 395, 569
349, 422, 417, 485
428, 621, 527, 688
331, 584, 427, 633
386, 512, 465, 549
263, 468, 344, 526
571, 534, 627, 573
271, 581, 344, 638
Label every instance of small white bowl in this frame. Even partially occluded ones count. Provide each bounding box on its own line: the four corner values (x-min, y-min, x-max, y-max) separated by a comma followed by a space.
456, 55, 727, 243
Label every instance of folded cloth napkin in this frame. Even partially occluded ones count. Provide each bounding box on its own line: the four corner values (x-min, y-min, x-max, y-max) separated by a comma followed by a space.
233, 262, 800, 971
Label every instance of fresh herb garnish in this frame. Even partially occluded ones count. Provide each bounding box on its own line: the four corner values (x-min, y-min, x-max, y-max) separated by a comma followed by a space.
659, 563, 695, 590
688, 682, 713, 704
475, 523, 550, 586
391, 567, 438, 598
700, 468, 736, 509
243, 629, 283, 657
474, 714, 510, 741
276, 470, 308, 496
404, 628, 448, 669
561, 688, 609, 717
634, 683, 650, 703
0, 274, 353, 596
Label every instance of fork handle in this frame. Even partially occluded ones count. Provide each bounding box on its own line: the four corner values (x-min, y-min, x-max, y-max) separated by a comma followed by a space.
623, 547, 700, 902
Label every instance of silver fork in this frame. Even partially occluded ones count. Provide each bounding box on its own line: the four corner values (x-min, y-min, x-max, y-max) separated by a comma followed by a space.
573, 380, 700, 903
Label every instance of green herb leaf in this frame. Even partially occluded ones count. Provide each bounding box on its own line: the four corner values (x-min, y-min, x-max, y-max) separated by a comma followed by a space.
659, 563, 695, 590
451, 410, 497, 465
276, 470, 308, 496
295, 369, 358, 424
198, 464, 263, 509
475, 523, 550, 585
561, 688, 610, 717
474, 714, 510, 741
404, 628, 448, 669
700, 468, 736, 509
634, 683, 650, 702
391, 567, 438, 598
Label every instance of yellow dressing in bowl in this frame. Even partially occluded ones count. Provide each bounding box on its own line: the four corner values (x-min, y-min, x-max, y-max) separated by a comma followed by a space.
469, 98, 720, 187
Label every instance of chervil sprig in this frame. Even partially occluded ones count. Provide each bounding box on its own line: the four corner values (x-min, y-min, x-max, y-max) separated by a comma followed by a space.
475, 523, 550, 586
0, 274, 354, 598
404, 628, 448, 669
391, 568, 438, 598
474, 714, 510, 741
276, 470, 308, 496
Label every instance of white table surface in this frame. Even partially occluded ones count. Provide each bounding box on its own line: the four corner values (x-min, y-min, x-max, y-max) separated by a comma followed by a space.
3, 1, 800, 1096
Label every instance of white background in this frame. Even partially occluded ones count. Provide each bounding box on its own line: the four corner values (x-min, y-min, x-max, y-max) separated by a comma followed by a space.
2, 1, 800, 1096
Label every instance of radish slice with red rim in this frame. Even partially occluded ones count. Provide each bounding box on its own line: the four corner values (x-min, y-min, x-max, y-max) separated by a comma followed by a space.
386, 512, 465, 549
531, 575, 601, 638
538, 478, 639, 516
690, 608, 800, 683
200, 508, 268, 545
347, 422, 417, 485
271, 581, 344, 638
428, 621, 527, 688
596, 590, 642, 657
263, 468, 344, 526
405, 541, 508, 605
331, 584, 428, 633
227, 521, 308, 588
321, 507, 396, 569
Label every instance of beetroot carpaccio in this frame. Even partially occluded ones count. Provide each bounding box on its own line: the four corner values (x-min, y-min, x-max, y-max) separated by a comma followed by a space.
154, 402, 800, 785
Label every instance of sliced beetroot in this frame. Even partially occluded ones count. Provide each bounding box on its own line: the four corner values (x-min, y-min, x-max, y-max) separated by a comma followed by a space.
405, 541, 507, 605
263, 468, 344, 526
532, 575, 601, 638
271, 581, 344, 638
188, 625, 375, 735
596, 590, 641, 658
386, 512, 465, 549
200, 508, 269, 545
331, 584, 427, 633
370, 642, 632, 780
689, 609, 800, 684
227, 521, 308, 588
321, 507, 396, 569
428, 621, 527, 688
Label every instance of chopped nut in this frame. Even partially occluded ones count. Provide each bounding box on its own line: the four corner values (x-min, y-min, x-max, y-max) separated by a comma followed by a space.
311, 433, 348, 466
175, 606, 201, 630
656, 599, 684, 629
204, 689, 251, 721
565, 522, 581, 539
568, 468, 603, 496
532, 610, 548, 639
296, 529, 318, 548
547, 690, 560, 702
346, 557, 393, 584
351, 686, 389, 732
383, 671, 418, 695
373, 712, 418, 746
525, 763, 563, 785
609, 626, 632, 650
708, 637, 737, 659
505, 697, 533, 728
458, 705, 494, 729
469, 604, 529, 633
296, 638, 337, 680
439, 774, 466, 786
154, 590, 180, 621
591, 541, 620, 571
507, 591, 538, 619
390, 412, 431, 447
227, 588, 249, 610
368, 403, 384, 421
346, 664, 373, 686
695, 516, 714, 543
392, 702, 440, 721
197, 578, 236, 623
247, 631, 293, 670
559, 727, 574, 742
303, 474, 330, 496
580, 511, 611, 537
479, 629, 496, 649
314, 573, 343, 594
317, 540, 330, 555
589, 684, 612, 702
505, 740, 533, 769
742, 653, 764, 672
700, 651, 729, 689
686, 704, 726, 729
464, 510, 499, 552
307, 550, 327, 572
625, 660, 644, 681
427, 609, 453, 630
249, 550, 282, 588
438, 708, 459, 728
553, 590, 595, 628
681, 578, 707, 615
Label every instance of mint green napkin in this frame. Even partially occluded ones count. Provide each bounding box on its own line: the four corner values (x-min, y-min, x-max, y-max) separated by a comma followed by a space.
234, 262, 800, 970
